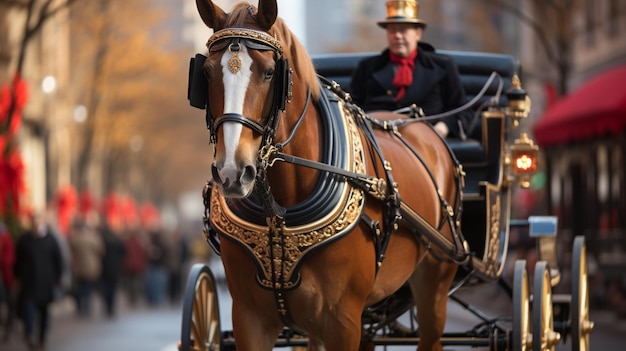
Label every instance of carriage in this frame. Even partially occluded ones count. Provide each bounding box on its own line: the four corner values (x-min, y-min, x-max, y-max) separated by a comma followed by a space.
179, 1, 593, 350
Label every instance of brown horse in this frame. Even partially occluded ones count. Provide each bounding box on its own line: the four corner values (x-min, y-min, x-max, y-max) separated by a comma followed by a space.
195, 0, 463, 350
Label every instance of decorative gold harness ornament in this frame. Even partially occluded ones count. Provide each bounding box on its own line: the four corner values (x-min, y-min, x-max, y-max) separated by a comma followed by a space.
227, 43, 242, 74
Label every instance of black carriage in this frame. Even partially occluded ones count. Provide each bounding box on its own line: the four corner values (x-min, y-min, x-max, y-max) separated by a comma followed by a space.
179, 49, 593, 351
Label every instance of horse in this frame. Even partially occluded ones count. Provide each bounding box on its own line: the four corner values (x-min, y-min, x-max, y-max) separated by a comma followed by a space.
193, 1, 464, 350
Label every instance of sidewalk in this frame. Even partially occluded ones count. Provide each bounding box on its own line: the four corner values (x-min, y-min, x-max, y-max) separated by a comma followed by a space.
1, 293, 182, 351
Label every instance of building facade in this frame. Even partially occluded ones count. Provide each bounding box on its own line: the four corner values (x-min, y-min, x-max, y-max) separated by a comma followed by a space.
0, 0, 71, 215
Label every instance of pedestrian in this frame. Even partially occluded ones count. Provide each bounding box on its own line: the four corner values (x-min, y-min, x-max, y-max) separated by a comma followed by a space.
122, 228, 147, 307
165, 229, 188, 305
0, 221, 16, 341
350, 0, 473, 139
99, 221, 126, 318
67, 215, 104, 317
144, 228, 168, 306
14, 212, 63, 351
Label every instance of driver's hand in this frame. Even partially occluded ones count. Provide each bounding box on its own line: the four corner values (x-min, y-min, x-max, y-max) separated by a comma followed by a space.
434, 121, 449, 138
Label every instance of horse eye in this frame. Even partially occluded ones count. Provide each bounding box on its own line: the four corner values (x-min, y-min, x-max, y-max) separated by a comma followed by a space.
264, 68, 275, 80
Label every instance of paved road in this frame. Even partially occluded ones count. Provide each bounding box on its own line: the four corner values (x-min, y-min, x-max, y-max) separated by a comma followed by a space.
1, 297, 182, 351
1, 258, 624, 351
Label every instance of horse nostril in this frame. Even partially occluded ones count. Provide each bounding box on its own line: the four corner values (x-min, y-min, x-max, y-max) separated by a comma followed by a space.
240, 164, 257, 185
211, 164, 223, 185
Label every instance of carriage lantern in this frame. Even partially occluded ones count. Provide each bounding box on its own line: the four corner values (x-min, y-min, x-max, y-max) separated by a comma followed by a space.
509, 132, 539, 188
502, 74, 539, 188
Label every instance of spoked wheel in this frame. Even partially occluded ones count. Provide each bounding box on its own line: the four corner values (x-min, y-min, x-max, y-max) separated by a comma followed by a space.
179, 263, 222, 351
513, 260, 532, 351
571, 236, 594, 351
532, 261, 560, 351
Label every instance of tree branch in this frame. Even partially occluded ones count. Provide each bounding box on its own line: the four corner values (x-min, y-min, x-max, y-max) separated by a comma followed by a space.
7, 0, 81, 136
0, 0, 29, 8
478, 0, 560, 68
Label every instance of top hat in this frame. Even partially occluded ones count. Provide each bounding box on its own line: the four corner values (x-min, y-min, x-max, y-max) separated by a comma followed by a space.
377, 1, 427, 28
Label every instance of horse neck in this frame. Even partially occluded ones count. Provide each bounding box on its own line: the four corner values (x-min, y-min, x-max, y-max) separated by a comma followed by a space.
268, 84, 322, 205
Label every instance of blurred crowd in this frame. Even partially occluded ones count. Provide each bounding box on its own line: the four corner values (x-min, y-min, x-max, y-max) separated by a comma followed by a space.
0, 206, 204, 351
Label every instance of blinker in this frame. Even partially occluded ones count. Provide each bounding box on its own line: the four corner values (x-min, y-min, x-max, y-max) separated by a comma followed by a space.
188, 53, 208, 109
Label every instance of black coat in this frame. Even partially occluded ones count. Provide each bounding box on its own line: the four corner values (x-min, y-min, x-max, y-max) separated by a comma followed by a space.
14, 229, 63, 305
100, 227, 126, 283
350, 43, 472, 138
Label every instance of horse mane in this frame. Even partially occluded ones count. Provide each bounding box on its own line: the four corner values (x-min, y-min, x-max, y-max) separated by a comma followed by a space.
270, 17, 320, 100
225, 3, 320, 100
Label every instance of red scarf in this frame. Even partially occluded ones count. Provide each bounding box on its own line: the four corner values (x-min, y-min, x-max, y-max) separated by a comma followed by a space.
390, 49, 417, 101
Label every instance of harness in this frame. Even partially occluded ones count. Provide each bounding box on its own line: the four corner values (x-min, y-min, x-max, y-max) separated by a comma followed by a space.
189, 26, 468, 334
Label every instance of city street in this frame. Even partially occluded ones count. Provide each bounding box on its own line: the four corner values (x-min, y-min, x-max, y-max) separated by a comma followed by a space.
1, 297, 182, 351
1, 257, 625, 351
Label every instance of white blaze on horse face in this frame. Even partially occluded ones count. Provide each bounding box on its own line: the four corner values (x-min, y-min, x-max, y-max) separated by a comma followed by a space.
220, 45, 253, 169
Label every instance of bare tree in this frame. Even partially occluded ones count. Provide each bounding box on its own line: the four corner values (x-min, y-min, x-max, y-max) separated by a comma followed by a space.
474, 0, 577, 95
68, 0, 209, 204
1, 0, 80, 130
0, 0, 79, 235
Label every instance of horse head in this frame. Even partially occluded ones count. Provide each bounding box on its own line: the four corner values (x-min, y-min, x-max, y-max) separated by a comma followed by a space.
196, 0, 291, 198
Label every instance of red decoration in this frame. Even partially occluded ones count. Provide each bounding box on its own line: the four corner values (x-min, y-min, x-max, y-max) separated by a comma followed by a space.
120, 195, 140, 229
55, 185, 78, 236
103, 192, 122, 231
0, 86, 9, 122
0, 73, 29, 221
140, 202, 160, 229
0, 73, 28, 138
79, 189, 97, 217
12, 73, 29, 110
0, 149, 25, 215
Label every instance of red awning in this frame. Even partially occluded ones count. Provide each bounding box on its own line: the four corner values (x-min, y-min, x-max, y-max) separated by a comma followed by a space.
533, 64, 626, 146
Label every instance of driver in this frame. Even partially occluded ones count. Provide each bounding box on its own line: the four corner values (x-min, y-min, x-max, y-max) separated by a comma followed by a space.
350, 0, 472, 139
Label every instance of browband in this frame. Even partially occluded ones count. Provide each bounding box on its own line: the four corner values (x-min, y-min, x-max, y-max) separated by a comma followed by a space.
207, 28, 283, 57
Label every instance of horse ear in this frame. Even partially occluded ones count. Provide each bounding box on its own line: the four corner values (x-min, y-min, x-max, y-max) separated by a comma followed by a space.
196, 0, 227, 30
256, 0, 278, 31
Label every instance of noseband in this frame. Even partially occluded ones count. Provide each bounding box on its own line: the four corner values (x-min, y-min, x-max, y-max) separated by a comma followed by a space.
198, 28, 293, 146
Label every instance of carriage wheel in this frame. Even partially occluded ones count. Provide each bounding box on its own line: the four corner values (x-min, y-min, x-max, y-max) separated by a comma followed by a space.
571, 236, 594, 351
179, 263, 222, 351
532, 261, 560, 351
513, 260, 532, 351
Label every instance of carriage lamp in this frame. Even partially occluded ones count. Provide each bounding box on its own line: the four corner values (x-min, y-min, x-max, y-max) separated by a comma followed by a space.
508, 132, 539, 188
505, 75, 531, 127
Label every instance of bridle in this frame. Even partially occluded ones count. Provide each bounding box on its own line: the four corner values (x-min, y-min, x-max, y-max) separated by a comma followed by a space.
193, 27, 293, 148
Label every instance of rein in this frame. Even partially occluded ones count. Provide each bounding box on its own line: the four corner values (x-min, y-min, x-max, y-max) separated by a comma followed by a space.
267, 126, 469, 266
264, 81, 469, 266
382, 72, 503, 138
